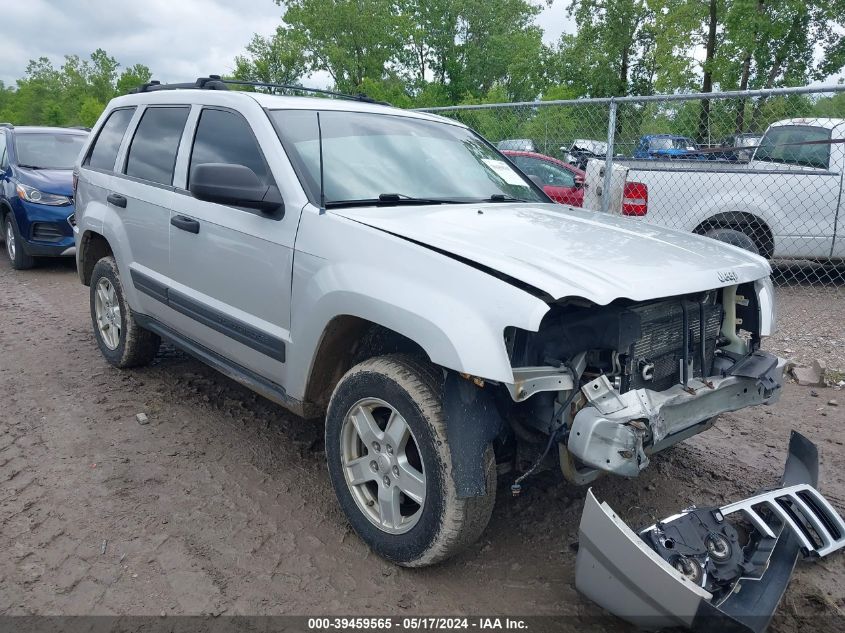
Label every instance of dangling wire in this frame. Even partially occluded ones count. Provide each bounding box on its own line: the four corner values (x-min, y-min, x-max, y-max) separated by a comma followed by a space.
511, 386, 580, 496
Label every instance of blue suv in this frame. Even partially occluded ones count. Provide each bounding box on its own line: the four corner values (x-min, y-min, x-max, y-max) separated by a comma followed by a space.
0, 125, 88, 269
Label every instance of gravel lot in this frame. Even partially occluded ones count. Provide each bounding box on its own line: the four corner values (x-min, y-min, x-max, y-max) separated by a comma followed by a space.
1, 257, 844, 631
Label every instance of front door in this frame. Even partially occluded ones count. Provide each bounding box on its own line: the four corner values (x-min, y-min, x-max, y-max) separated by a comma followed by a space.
166, 106, 297, 383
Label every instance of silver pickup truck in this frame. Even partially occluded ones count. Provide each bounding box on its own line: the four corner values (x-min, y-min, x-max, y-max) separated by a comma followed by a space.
73, 77, 787, 573
616, 118, 845, 260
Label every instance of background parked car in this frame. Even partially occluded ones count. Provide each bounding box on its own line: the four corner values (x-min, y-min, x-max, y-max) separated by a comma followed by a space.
713, 133, 763, 162
562, 139, 608, 170
502, 149, 585, 205
503, 149, 648, 216
0, 124, 88, 269
615, 118, 845, 258
633, 134, 705, 160
496, 138, 536, 152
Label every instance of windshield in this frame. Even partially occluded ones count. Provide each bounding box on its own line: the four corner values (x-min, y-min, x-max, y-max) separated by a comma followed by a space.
15, 132, 87, 170
754, 125, 831, 169
269, 110, 544, 206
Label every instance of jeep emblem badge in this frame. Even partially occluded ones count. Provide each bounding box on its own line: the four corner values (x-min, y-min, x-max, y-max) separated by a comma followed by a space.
718, 270, 738, 283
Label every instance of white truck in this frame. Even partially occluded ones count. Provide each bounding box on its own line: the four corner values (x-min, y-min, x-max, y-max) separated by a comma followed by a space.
616, 118, 845, 260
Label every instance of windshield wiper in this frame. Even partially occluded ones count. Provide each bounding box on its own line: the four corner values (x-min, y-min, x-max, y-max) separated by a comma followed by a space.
17, 164, 44, 170
485, 194, 528, 202
325, 193, 468, 209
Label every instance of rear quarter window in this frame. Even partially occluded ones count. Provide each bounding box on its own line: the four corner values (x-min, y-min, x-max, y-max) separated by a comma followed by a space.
86, 108, 135, 171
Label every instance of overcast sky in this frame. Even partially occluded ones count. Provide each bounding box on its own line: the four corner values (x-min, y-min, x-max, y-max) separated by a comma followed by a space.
1, 0, 573, 88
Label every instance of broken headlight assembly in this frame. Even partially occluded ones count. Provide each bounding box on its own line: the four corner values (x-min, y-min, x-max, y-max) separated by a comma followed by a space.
575, 431, 844, 632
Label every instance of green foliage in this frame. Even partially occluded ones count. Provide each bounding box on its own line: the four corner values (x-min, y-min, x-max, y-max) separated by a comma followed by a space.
259, 0, 548, 104
234, 26, 310, 87
0, 50, 153, 127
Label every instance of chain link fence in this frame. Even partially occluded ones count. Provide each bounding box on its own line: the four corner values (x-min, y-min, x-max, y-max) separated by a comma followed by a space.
416, 85, 845, 292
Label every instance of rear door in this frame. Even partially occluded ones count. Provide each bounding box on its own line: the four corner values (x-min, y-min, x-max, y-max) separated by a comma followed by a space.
114, 105, 191, 319
165, 106, 295, 382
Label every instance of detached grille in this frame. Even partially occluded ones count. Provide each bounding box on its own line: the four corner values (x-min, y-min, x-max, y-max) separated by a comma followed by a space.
31, 222, 65, 242
627, 299, 722, 392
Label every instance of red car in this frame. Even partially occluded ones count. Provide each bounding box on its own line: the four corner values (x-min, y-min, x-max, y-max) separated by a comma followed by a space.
502, 149, 648, 216
502, 150, 586, 206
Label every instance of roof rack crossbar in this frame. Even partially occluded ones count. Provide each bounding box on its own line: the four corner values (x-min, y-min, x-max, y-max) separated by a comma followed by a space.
130, 75, 390, 105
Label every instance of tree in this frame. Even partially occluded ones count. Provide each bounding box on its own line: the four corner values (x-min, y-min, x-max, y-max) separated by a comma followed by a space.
2, 51, 154, 126
79, 96, 106, 127
233, 26, 309, 87
116, 64, 153, 95
276, 0, 405, 92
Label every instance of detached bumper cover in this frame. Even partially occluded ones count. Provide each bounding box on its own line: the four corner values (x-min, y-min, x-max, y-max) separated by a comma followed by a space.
575, 431, 845, 632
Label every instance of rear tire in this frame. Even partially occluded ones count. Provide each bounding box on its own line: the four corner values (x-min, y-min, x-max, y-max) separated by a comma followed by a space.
325, 355, 496, 567
4, 212, 36, 270
704, 227, 760, 255
89, 256, 160, 368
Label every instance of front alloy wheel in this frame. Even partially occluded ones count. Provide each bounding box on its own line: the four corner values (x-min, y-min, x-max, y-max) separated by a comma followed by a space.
4, 213, 36, 269
341, 398, 426, 534
5, 220, 15, 261
325, 355, 496, 567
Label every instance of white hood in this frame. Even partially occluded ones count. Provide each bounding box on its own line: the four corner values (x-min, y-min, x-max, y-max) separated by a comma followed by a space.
332, 202, 771, 305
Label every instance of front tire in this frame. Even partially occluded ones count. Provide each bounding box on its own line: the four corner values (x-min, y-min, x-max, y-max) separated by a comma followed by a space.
89, 256, 160, 368
4, 212, 36, 270
325, 355, 496, 567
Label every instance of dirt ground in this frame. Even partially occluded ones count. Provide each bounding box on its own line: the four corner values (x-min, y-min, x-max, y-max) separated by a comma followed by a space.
1, 257, 844, 631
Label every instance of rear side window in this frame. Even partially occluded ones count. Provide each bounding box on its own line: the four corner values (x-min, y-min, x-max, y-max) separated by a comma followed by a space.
126, 106, 190, 186
189, 108, 271, 186
755, 125, 831, 169
86, 108, 135, 171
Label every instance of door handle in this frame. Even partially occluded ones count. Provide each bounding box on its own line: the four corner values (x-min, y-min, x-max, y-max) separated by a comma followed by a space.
170, 215, 200, 234
107, 193, 127, 208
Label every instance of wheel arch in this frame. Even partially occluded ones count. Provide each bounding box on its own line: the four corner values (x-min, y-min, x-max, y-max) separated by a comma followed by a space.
78, 230, 114, 286
302, 315, 432, 415
694, 211, 774, 259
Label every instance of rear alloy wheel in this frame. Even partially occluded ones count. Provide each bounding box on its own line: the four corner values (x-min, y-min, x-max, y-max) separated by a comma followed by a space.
4, 213, 36, 270
326, 355, 496, 567
89, 256, 161, 368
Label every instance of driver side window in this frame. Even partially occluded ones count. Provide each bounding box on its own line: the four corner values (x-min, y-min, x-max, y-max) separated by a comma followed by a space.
0, 133, 7, 170
189, 108, 274, 188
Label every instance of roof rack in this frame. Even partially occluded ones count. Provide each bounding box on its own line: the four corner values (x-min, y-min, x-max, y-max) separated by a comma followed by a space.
130, 75, 390, 105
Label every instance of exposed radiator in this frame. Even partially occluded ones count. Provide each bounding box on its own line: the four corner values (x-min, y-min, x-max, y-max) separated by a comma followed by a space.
626, 299, 723, 392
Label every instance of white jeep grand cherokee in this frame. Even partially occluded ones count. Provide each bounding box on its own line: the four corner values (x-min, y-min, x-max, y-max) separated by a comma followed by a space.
73, 76, 783, 567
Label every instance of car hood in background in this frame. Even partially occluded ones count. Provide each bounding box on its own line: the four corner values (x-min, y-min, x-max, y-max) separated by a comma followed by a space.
332, 203, 771, 305
15, 168, 74, 197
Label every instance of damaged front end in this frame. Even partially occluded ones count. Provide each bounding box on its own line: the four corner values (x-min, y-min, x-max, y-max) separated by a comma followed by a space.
575, 431, 845, 631
503, 279, 784, 483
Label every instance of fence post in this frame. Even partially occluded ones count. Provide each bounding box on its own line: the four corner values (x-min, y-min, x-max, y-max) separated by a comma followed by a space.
601, 98, 617, 214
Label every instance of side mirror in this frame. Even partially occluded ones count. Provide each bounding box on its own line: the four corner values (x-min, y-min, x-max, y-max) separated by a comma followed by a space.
190, 163, 284, 216
574, 175, 585, 188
